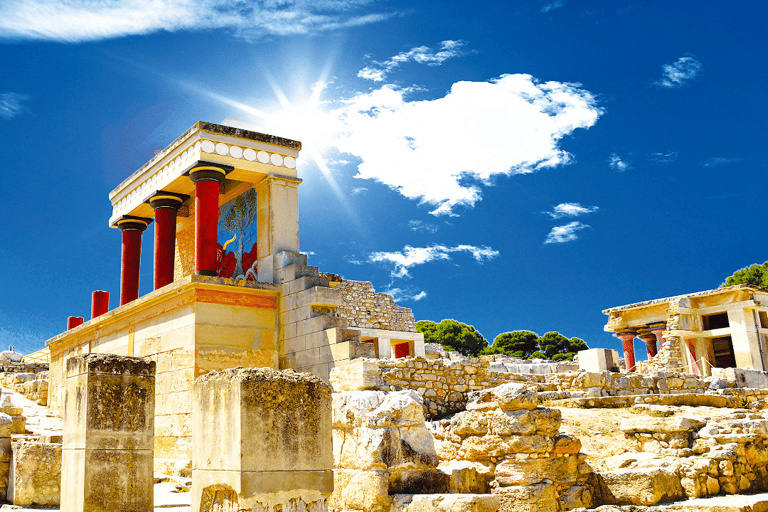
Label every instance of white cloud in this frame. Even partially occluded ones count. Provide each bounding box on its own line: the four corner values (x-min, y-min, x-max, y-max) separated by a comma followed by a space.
608, 153, 629, 171
358, 40, 470, 82
331, 74, 601, 216
384, 287, 427, 302
351, 187, 368, 194
546, 203, 598, 219
0, 92, 29, 120
702, 157, 743, 168
408, 220, 439, 234
369, 244, 499, 278
541, 0, 565, 13
544, 221, 589, 244
653, 55, 702, 88
649, 151, 678, 164
0, 0, 392, 42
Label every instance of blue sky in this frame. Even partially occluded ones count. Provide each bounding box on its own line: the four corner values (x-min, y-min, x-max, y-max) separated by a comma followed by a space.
1, 0, 766, 358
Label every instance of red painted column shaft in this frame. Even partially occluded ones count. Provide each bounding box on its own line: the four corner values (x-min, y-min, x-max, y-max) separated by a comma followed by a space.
67, 316, 84, 330
190, 169, 224, 276
121, 229, 142, 305
117, 218, 149, 306
651, 328, 666, 350
641, 334, 658, 358
91, 291, 109, 319
616, 333, 637, 372
153, 205, 178, 289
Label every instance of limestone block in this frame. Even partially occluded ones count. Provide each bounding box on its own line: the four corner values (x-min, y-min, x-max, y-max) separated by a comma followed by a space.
492, 482, 558, 512
8, 441, 61, 506
391, 493, 501, 512
330, 360, 385, 392
620, 416, 706, 435
450, 411, 489, 436
600, 467, 684, 506
192, 368, 333, 512
458, 435, 553, 460
438, 461, 494, 494
466, 383, 538, 412
488, 408, 561, 437
494, 456, 578, 486
330, 468, 391, 512
332, 390, 385, 428
0, 412, 12, 437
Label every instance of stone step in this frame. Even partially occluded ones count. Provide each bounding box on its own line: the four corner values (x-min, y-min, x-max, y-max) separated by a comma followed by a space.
666, 491, 768, 511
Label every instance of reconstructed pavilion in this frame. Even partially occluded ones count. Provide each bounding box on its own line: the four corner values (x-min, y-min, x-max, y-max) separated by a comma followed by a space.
603, 284, 768, 376
45, 121, 424, 472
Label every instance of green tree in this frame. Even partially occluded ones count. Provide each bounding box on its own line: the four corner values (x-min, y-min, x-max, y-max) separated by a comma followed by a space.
416, 319, 488, 356
416, 320, 441, 345
222, 189, 257, 278
536, 331, 588, 361
488, 331, 539, 358
723, 262, 768, 290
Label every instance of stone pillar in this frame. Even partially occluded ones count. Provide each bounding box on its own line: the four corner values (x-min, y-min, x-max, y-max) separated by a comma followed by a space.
67, 317, 84, 330
256, 176, 301, 283
91, 291, 109, 319
61, 354, 155, 512
615, 332, 637, 372
116, 216, 151, 306
192, 367, 333, 512
0, 413, 11, 498
148, 192, 187, 289
639, 331, 658, 359
650, 324, 666, 352
189, 164, 230, 277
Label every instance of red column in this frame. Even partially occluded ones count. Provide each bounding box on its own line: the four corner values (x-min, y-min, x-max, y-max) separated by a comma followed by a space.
67, 316, 84, 330
190, 167, 226, 276
640, 333, 658, 358
91, 291, 109, 319
149, 193, 186, 289
616, 332, 638, 372
117, 218, 150, 306
651, 327, 666, 351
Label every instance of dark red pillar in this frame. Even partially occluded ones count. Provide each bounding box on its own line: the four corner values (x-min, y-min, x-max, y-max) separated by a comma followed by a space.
116, 217, 150, 306
91, 291, 109, 319
616, 332, 637, 372
67, 316, 84, 330
190, 166, 227, 276
650, 326, 666, 351
640, 333, 658, 359
148, 192, 187, 290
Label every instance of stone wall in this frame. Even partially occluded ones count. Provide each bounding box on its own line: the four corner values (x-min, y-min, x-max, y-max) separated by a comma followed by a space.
0, 363, 49, 405
335, 281, 417, 333
331, 357, 768, 421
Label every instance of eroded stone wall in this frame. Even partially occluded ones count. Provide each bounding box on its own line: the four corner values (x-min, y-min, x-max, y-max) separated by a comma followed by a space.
335, 281, 416, 332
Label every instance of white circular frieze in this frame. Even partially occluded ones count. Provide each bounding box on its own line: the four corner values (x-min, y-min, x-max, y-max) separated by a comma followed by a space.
257, 151, 270, 164
229, 145, 243, 158
201, 140, 215, 153
270, 153, 283, 166
243, 148, 256, 161
284, 156, 296, 169
216, 143, 229, 155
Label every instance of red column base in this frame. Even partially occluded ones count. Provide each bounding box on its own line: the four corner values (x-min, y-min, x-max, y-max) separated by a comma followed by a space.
616, 333, 637, 372
67, 316, 84, 330
91, 291, 109, 319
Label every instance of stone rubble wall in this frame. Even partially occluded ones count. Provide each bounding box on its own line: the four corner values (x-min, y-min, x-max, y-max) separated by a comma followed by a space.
0, 364, 49, 406
335, 280, 417, 332
430, 383, 596, 512
332, 357, 768, 421
330, 389, 447, 512
596, 410, 768, 506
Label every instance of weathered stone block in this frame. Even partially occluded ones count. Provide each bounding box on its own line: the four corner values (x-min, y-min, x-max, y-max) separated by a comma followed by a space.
600, 467, 683, 506
9, 441, 62, 506
192, 367, 333, 512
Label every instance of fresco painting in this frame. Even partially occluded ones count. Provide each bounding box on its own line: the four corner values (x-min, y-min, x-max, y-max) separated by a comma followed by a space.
217, 188, 258, 280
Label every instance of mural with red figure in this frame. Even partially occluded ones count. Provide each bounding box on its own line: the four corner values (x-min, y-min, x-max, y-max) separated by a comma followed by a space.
217, 188, 258, 280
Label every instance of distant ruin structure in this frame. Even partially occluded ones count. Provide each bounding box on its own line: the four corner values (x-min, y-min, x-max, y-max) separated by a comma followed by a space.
45, 122, 424, 473
604, 285, 768, 376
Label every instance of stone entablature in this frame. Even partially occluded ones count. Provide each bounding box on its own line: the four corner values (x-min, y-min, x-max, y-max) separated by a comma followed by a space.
335, 280, 417, 332
109, 122, 300, 225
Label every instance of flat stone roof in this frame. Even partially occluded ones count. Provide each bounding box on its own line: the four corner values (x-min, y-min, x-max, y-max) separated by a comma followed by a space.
601, 284, 762, 314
